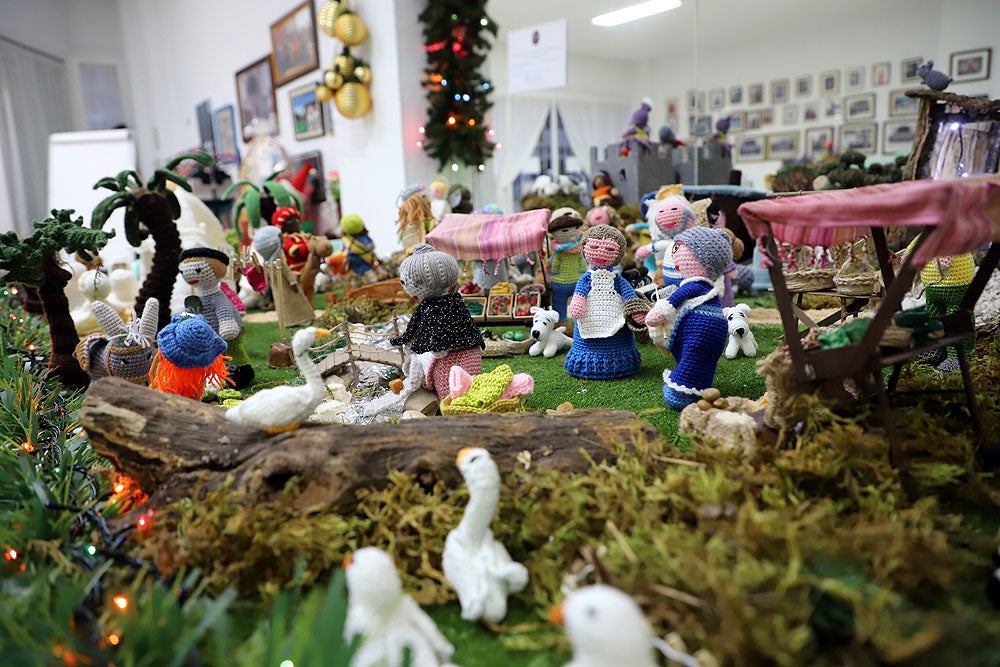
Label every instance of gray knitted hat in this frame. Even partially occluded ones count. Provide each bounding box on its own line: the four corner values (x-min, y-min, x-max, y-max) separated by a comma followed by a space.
399, 243, 460, 300
675, 227, 732, 279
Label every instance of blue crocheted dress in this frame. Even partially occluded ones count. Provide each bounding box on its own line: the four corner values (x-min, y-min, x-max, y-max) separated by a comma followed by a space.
659, 277, 727, 408
564, 268, 642, 380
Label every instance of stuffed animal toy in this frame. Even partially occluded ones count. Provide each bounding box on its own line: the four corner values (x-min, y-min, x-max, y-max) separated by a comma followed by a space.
591, 171, 623, 209
343, 547, 456, 667
444, 447, 529, 623
253, 225, 316, 330
532, 174, 561, 198
75, 299, 159, 384
445, 364, 534, 413
389, 244, 484, 400
149, 313, 230, 400
620, 97, 653, 156
564, 225, 649, 380
547, 210, 587, 320
723, 304, 758, 359
341, 213, 377, 277
645, 227, 733, 409
621, 266, 657, 301
178, 247, 254, 389
635, 185, 698, 289
658, 124, 684, 148
528, 306, 574, 357
917, 59, 952, 91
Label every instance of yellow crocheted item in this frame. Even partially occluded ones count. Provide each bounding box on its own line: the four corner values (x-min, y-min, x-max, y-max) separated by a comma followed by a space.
905, 237, 974, 288
451, 364, 514, 408
655, 184, 684, 200
440, 396, 524, 415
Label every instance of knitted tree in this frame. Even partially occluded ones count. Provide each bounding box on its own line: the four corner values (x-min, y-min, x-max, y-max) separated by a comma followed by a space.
0, 209, 111, 387
418, 1, 498, 170
222, 173, 303, 246
91, 151, 214, 332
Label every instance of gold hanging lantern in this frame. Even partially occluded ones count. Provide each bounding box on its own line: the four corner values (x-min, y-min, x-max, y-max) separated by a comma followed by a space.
315, 84, 334, 103
334, 54, 355, 74
335, 82, 372, 118
324, 69, 344, 90
334, 11, 368, 46
353, 65, 372, 84
317, 1, 341, 37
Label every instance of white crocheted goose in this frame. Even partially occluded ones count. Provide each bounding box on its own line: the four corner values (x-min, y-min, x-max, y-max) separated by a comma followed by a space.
224, 326, 330, 432
344, 547, 458, 667
443, 447, 528, 623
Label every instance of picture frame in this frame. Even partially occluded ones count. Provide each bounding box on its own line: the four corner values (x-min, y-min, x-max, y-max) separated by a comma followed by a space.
901, 56, 923, 83
729, 85, 743, 105
686, 89, 698, 109
288, 149, 326, 202
666, 97, 680, 127
692, 114, 713, 136
745, 110, 762, 131
235, 56, 278, 142
289, 83, 325, 140
840, 123, 877, 154
845, 66, 865, 93
824, 99, 841, 120
794, 74, 812, 98
735, 136, 764, 162
728, 111, 745, 133
803, 101, 820, 122
844, 92, 876, 120
212, 104, 240, 164
770, 78, 790, 104
696, 91, 707, 112
872, 61, 891, 86
883, 119, 917, 155
782, 104, 798, 125
949, 47, 992, 83
888, 89, 919, 117
748, 82, 764, 105
761, 107, 775, 125
709, 88, 725, 110
804, 126, 835, 159
765, 131, 800, 160
269, 0, 320, 87
820, 70, 840, 96
196, 100, 214, 154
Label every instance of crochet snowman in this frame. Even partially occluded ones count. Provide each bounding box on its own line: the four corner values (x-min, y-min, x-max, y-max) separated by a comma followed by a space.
645, 227, 733, 409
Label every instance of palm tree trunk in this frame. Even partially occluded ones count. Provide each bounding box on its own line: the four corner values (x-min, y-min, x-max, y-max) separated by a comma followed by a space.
134, 192, 181, 332
39, 253, 88, 388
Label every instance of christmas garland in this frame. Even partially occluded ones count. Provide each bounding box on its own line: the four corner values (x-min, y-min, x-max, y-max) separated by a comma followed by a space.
418, 1, 498, 171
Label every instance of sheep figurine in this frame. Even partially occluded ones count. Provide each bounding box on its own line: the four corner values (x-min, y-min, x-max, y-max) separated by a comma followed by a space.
723, 304, 758, 359
528, 306, 573, 358
916, 59, 952, 91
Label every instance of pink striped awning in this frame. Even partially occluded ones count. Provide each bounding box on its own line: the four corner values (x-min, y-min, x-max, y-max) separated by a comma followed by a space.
739, 175, 1000, 265
426, 209, 551, 261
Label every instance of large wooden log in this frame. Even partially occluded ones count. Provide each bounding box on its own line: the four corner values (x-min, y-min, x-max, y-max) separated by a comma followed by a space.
80, 378, 657, 512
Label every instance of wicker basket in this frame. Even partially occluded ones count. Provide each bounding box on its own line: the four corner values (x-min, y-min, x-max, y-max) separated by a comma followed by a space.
833, 272, 881, 296
440, 396, 525, 415
783, 268, 837, 292
482, 338, 508, 357
505, 338, 533, 354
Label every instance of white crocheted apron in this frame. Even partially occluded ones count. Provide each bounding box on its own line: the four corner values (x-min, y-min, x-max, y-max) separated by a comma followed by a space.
578, 269, 625, 339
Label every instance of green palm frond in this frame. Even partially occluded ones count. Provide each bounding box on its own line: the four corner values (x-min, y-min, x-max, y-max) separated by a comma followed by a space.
115, 169, 142, 190
165, 190, 181, 220
91, 193, 133, 229
93, 177, 120, 192
164, 150, 214, 172
152, 168, 193, 193
222, 180, 259, 200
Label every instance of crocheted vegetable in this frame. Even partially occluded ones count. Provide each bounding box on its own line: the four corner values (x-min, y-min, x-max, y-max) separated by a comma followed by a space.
444, 447, 529, 623
818, 317, 872, 349
149, 313, 230, 400
916, 59, 952, 91
646, 227, 732, 409
343, 547, 456, 667
224, 327, 331, 433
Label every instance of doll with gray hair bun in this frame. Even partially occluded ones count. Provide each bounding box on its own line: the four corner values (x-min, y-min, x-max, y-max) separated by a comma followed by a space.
390, 244, 484, 400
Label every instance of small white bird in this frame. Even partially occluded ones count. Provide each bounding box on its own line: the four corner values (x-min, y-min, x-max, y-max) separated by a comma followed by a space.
344, 547, 458, 667
224, 327, 331, 432
550, 584, 699, 667
443, 447, 528, 624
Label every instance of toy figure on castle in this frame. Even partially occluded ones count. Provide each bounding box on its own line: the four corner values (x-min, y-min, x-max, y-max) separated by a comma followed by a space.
634, 185, 698, 289
547, 210, 587, 321
645, 227, 733, 409
620, 97, 653, 157
340, 213, 378, 278
707, 116, 733, 157
389, 244, 485, 401
564, 225, 650, 380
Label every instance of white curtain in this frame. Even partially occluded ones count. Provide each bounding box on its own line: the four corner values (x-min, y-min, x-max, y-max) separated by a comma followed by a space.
557, 99, 631, 181
0, 37, 72, 235
487, 95, 551, 214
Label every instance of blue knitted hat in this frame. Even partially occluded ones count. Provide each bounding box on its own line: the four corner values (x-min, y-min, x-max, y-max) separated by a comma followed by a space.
157, 314, 227, 369
675, 227, 732, 279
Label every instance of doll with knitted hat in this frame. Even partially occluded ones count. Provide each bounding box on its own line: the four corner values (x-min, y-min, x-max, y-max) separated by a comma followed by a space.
272, 206, 311, 275
178, 247, 254, 388
547, 210, 587, 321
341, 213, 377, 277
645, 227, 733, 409
635, 185, 698, 289
389, 244, 485, 400
149, 313, 230, 400
564, 225, 650, 380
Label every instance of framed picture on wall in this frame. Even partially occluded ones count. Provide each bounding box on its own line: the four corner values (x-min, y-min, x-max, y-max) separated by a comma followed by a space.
289, 149, 326, 202
794, 74, 812, 98
901, 56, 923, 83
872, 61, 891, 86
270, 0, 320, 86
735, 136, 764, 161
212, 104, 240, 164
696, 91, 707, 112
692, 115, 713, 136
666, 97, 680, 127
765, 132, 799, 160
840, 123, 877, 154
782, 104, 798, 125
845, 93, 876, 120
770, 78, 790, 104
824, 99, 841, 120
728, 111, 745, 133
820, 70, 840, 96
888, 89, 919, 116
761, 107, 775, 125
686, 89, 697, 109
748, 82, 764, 105
235, 56, 278, 142
805, 126, 834, 159
709, 88, 725, 110
950, 48, 992, 83
845, 66, 865, 93
289, 83, 325, 140
746, 110, 762, 130
729, 85, 743, 105
803, 101, 820, 121
883, 119, 917, 154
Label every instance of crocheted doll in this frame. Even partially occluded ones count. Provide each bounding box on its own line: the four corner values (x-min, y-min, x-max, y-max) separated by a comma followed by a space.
253, 225, 316, 330
428, 178, 452, 222
178, 247, 254, 389
396, 183, 435, 254
272, 206, 311, 275
635, 185, 698, 289
341, 213, 377, 276
645, 227, 733, 409
620, 97, 653, 157
75, 298, 159, 384
564, 225, 650, 380
389, 244, 485, 400
149, 313, 230, 400
547, 210, 587, 321
591, 171, 623, 209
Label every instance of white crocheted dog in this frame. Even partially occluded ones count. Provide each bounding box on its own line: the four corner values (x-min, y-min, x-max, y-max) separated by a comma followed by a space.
724, 303, 758, 359
528, 306, 573, 358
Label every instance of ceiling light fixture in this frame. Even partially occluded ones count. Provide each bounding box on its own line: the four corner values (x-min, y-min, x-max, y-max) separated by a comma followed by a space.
591, 0, 681, 27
